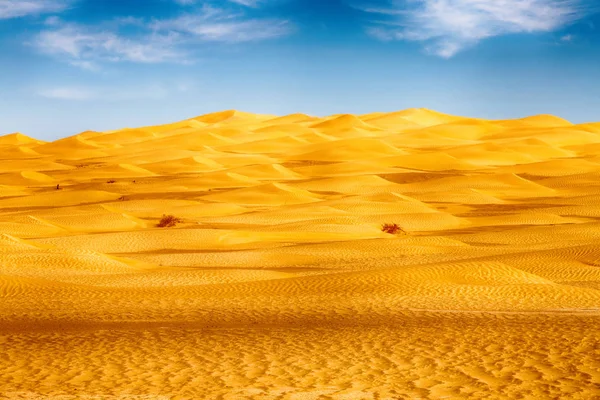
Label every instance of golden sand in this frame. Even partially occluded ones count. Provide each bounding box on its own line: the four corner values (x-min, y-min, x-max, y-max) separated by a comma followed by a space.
1, 109, 599, 399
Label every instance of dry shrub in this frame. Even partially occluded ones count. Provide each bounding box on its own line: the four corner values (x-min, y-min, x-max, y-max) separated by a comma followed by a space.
157, 214, 182, 228
382, 223, 404, 235
107, 180, 116, 184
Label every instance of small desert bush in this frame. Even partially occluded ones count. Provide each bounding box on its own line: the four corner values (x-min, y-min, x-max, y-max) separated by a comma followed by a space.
107, 180, 116, 184
382, 223, 404, 235
157, 214, 182, 228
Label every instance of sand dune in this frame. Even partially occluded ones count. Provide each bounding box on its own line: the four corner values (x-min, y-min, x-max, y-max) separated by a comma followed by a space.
288, 137, 406, 162
360, 111, 423, 130
140, 155, 224, 174
0, 132, 45, 146
495, 114, 574, 128
378, 152, 481, 171
190, 109, 276, 125
389, 108, 466, 126
202, 182, 322, 205
0, 146, 43, 161
1, 109, 600, 399
223, 163, 305, 181
0, 171, 55, 186
34, 135, 105, 153
310, 113, 381, 134
218, 134, 312, 154
410, 118, 504, 140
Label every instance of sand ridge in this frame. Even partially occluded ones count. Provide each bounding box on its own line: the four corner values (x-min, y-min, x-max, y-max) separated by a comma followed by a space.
1, 108, 600, 398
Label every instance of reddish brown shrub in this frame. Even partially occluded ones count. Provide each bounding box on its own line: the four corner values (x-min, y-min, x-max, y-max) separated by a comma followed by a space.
382, 223, 404, 235
157, 215, 182, 228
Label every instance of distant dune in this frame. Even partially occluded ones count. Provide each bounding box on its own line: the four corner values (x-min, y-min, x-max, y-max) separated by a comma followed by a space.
1, 109, 600, 399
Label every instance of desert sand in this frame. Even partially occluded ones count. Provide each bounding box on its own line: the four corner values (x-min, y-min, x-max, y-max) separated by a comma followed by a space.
1, 109, 599, 399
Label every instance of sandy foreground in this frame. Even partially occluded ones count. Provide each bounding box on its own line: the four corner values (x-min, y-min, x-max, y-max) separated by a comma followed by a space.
1, 109, 599, 399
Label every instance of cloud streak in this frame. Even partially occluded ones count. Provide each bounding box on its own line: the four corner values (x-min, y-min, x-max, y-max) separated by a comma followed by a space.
37, 87, 94, 100
0, 0, 70, 19
361, 0, 593, 57
37, 81, 194, 101
36, 25, 185, 67
227, 0, 263, 6
33, 5, 292, 68
151, 6, 291, 42
174, 0, 264, 6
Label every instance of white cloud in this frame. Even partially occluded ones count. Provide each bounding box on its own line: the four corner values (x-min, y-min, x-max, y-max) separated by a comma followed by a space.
35, 24, 185, 65
37, 82, 194, 101
34, 5, 291, 68
38, 87, 94, 100
68, 60, 101, 71
0, 0, 70, 19
151, 7, 292, 42
228, 0, 263, 6
560, 33, 574, 41
361, 0, 592, 57
174, 0, 263, 6
44, 15, 62, 26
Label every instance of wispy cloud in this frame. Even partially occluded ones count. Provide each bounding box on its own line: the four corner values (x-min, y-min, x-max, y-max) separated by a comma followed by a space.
360, 0, 593, 58
35, 25, 185, 67
0, 0, 70, 19
560, 33, 574, 41
151, 6, 291, 42
228, 0, 263, 7
37, 81, 194, 101
174, 0, 264, 6
34, 4, 291, 68
37, 87, 94, 100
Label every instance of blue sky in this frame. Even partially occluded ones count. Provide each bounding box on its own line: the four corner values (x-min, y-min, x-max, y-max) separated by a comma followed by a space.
1, 0, 599, 140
